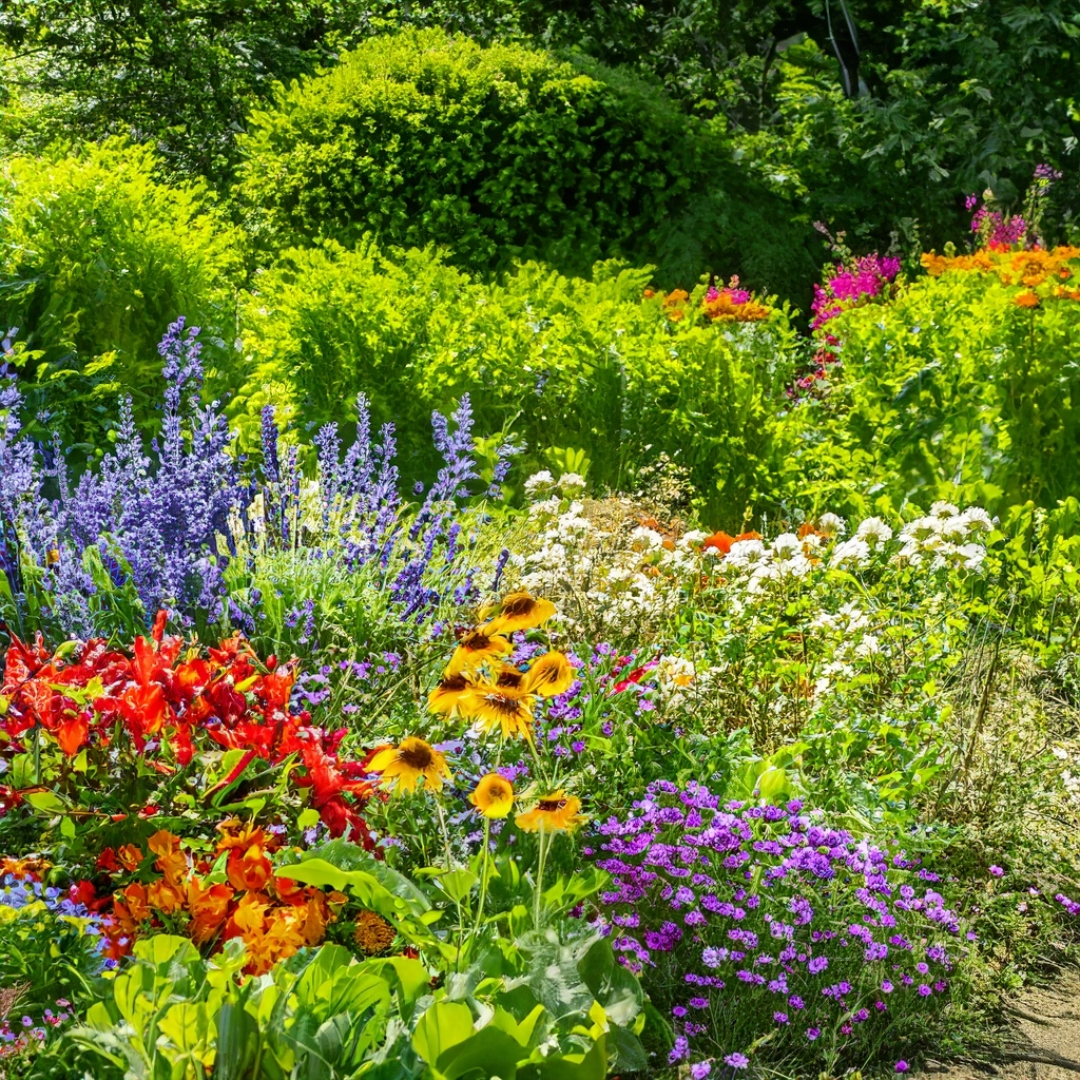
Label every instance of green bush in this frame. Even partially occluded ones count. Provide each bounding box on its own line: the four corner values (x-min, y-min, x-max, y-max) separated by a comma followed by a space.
787, 247, 1080, 518
0, 139, 245, 451
237, 27, 815, 295
234, 238, 801, 525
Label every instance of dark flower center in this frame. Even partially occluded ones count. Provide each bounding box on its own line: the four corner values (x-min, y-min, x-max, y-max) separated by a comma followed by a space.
538, 799, 568, 812
486, 692, 525, 716
399, 743, 434, 770
496, 669, 524, 688
502, 595, 536, 617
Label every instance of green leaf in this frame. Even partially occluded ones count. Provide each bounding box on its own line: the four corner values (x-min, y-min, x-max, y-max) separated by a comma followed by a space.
412, 1002, 475, 1069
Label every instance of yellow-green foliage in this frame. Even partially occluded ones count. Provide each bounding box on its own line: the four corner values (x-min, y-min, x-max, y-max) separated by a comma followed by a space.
238, 27, 814, 294
234, 239, 800, 525
789, 249, 1080, 517
0, 139, 244, 449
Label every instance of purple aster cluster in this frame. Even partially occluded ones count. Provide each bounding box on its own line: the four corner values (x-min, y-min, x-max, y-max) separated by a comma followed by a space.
592, 781, 963, 1069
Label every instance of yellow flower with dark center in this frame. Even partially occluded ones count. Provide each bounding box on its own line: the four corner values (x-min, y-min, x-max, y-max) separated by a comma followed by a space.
469, 773, 515, 818
445, 630, 513, 676
367, 737, 451, 794
515, 791, 586, 833
480, 592, 557, 635
494, 664, 526, 690
458, 684, 536, 741
353, 909, 397, 955
427, 673, 475, 716
522, 652, 575, 697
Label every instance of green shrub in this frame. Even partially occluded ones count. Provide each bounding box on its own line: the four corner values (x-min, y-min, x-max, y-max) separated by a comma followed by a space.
0, 139, 245, 452
786, 246, 1080, 518
237, 27, 815, 295
234, 238, 801, 525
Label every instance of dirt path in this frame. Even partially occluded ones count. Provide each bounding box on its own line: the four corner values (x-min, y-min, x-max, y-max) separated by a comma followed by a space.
930, 970, 1080, 1080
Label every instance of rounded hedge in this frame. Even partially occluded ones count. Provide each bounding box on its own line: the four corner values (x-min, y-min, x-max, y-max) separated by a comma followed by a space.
238, 28, 814, 295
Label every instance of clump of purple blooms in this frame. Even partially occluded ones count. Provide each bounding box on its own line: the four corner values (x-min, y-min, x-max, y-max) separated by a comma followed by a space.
592, 781, 965, 1071
0, 318, 517, 639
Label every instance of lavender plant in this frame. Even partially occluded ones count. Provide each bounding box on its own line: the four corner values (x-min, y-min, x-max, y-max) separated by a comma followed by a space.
0, 319, 517, 649
1, 318, 239, 638
593, 781, 968, 1074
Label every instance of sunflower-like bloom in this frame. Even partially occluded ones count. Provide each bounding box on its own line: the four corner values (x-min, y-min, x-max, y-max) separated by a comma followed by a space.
445, 630, 513, 676
515, 791, 586, 834
367, 737, 451, 794
469, 773, 515, 819
427, 673, 475, 716
523, 652, 575, 697
458, 684, 536, 741
480, 592, 557, 635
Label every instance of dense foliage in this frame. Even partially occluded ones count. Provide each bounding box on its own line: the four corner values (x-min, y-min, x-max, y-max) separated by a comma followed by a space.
0, 140, 243, 451
237, 28, 814, 291
4, 5, 1080, 1079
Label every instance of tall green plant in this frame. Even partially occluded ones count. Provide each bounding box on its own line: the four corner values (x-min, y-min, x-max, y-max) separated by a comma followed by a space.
0, 139, 244, 452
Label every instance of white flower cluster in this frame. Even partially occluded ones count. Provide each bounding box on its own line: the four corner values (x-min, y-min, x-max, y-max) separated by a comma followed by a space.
512, 473, 702, 635
717, 505, 994, 592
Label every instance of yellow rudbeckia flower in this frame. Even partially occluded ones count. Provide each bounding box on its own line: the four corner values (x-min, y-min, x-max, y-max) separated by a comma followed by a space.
515, 790, 586, 834
469, 773, 515, 819
445, 630, 513, 677
522, 651, 575, 697
427, 673, 475, 716
480, 592, 557, 635
366, 737, 451, 795
457, 684, 536, 741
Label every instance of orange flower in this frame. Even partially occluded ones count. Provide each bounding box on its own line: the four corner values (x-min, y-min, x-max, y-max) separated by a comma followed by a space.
147, 830, 188, 886
118, 881, 151, 922
117, 844, 144, 872
353, 909, 397, 955
216, 820, 274, 892
1015, 290, 1040, 308
147, 879, 185, 915
226, 844, 273, 893
55, 714, 89, 756
187, 877, 234, 944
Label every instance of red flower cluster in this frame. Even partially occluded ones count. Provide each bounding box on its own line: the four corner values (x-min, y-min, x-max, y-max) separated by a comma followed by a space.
0, 613, 373, 840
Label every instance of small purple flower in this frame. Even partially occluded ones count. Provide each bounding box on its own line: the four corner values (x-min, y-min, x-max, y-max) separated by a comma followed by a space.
989, 866, 1004, 878
724, 1053, 750, 1069
896, 1062, 910, 1073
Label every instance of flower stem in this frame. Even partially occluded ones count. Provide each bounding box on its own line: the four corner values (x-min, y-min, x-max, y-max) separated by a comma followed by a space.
534, 827, 549, 932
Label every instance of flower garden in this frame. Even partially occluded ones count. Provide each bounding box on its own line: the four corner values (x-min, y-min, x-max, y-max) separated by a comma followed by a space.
3, 13, 1080, 1080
